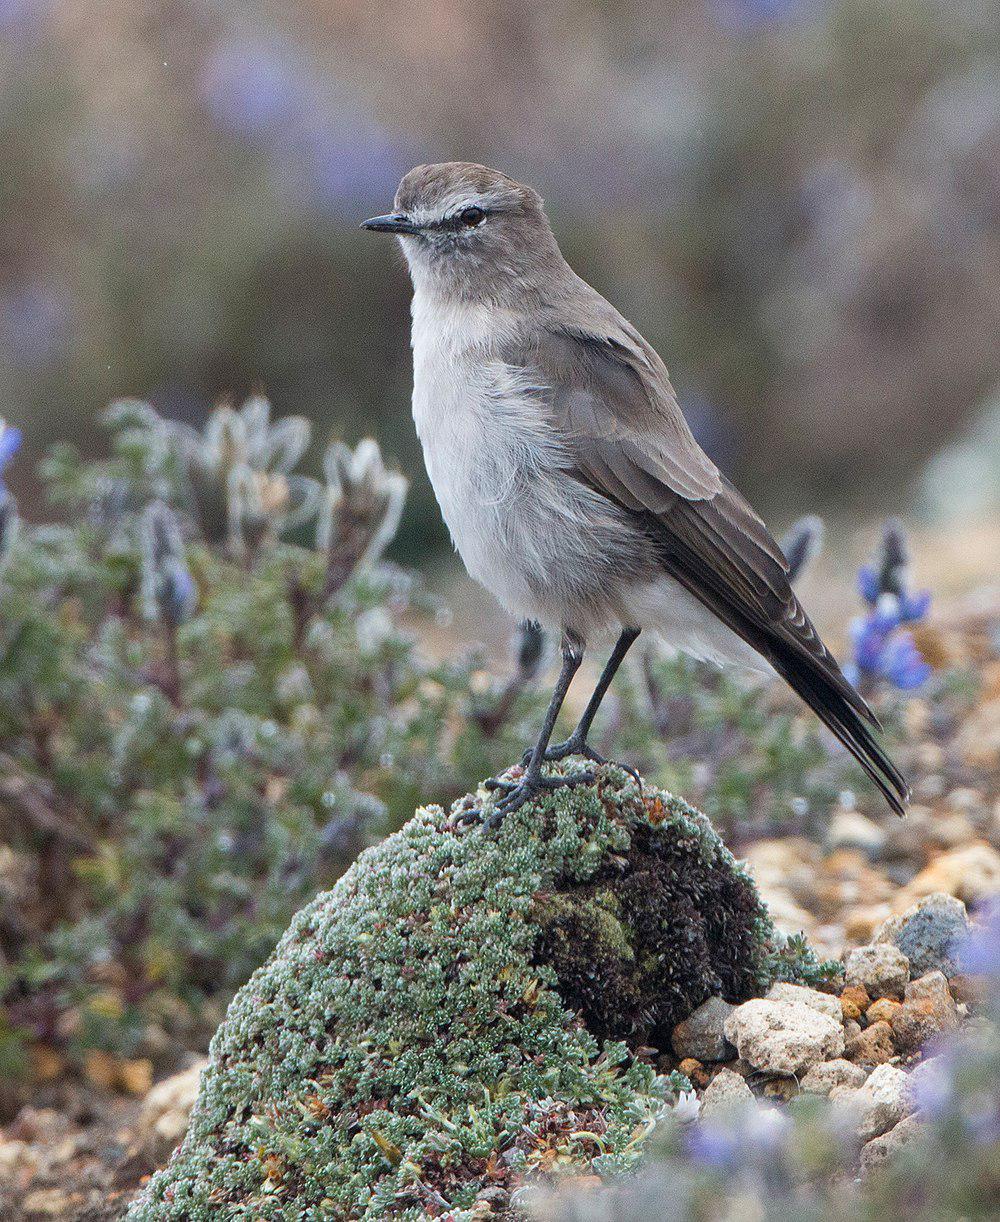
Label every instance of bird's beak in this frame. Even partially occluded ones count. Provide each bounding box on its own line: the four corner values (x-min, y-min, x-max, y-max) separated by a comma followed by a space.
361, 213, 422, 235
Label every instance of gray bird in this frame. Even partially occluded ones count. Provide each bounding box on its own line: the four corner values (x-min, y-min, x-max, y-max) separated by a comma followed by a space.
363, 162, 908, 823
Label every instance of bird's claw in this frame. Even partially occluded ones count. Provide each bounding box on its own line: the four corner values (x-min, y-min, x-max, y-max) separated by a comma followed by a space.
520, 739, 642, 788
482, 769, 595, 829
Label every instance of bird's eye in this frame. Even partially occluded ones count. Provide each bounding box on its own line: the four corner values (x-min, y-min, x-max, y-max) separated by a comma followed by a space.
458, 206, 486, 227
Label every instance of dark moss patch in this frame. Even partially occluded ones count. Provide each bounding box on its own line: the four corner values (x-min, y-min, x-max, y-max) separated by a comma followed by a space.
533, 792, 771, 1048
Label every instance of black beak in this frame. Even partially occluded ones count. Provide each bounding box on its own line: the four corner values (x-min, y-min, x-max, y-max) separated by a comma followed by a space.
361, 213, 422, 235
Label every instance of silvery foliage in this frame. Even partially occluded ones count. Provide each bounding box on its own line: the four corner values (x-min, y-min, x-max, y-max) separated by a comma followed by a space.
104, 395, 406, 573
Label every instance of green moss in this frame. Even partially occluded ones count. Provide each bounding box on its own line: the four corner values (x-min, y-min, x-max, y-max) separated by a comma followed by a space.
129, 766, 796, 1220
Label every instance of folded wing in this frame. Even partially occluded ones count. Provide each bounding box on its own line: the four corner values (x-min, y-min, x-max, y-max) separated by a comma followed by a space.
508, 311, 908, 814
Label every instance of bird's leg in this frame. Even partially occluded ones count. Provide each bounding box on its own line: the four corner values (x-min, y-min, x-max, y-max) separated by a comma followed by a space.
532, 627, 641, 781
482, 633, 590, 825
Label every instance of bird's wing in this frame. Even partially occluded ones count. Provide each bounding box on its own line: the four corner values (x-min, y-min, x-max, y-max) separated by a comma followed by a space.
505, 313, 908, 813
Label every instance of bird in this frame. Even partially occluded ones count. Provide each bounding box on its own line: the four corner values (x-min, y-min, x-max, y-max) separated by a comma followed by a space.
362, 162, 909, 824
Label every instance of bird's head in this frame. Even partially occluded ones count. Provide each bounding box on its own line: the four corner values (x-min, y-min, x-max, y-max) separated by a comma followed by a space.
362, 162, 561, 299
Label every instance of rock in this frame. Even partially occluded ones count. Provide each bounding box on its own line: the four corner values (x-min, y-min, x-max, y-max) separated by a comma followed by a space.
723, 998, 844, 1077
949, 973, 989, 1008
926, 813, 975, 851
0, 1137, 34, 1180
671, 995, 735, 1063
851, 1063, 913, 1142
840, 984, 870, 1022
825, 811, 886, 858
766, 982, 842, 1021
138, 1058, 209, 1162
742, 839, 819, 938
861, 1113, 923, 1174
844, 944, 910, 999
677, 1057, 710, 1088
846, 1020, 896, 1066
800, 1058, 869, 1094
894, 843, 1000, 908
701, 1067, 755, 1117
866, 997, 903, 1026
127, 768, 798, 1219
762, 1075, 799, 1102
890, 971, 959, 1054
759, 889, 818, 940
873, 893, 971, 978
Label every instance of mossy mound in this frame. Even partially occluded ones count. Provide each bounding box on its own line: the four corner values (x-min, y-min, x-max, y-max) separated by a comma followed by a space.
129, 765, 812, 1220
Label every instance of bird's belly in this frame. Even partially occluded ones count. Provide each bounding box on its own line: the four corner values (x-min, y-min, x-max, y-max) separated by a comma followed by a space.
413, 370, 648, 633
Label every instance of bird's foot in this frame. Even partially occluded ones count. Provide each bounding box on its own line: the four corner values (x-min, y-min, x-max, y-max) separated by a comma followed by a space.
520, 737, 642, 787
481, 768, 595, 829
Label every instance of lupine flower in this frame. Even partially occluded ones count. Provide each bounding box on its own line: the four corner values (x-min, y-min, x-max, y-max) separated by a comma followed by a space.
857, 519, 932, 623
315, 438, 407, 577
141, 501, 198, 627
845, 519, 931, 692
0, 418, 23, 485
960, 897, 1000, 981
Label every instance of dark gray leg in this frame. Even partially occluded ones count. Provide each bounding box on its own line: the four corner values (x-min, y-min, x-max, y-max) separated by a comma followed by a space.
535, 627, 641, 780
534, 628, 639, 757
482, 633, 593, 826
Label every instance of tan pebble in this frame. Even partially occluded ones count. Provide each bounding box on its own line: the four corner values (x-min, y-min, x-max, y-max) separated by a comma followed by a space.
559, 1176, 602, 1193
846, 1020, 896, 1066
800, 1058, 868, 1094
954, 699, 1000, 770
866, 998, 903, 1026
841, 996, 863, 1022
890, 972, 959, 1054
678, 1057, 711, 1088
842, 984, 871, 1006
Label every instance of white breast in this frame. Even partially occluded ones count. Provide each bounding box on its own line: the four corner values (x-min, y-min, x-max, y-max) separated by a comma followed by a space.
408, 290, 646, 633
410, 294, 547, 613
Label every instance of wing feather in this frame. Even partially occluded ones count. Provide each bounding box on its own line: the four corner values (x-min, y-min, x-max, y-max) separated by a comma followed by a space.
505, 311, 908, 814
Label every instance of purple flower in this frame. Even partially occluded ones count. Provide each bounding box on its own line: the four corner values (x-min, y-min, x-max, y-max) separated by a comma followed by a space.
0, 421, 22, 475
881, 632, 932, 690
909, 1053, 955, 1118
858, 564, 882, 606
711, 0, 825, 32
684, 1119, 742, 1171
0, 0, 52, 42
158, 558, 198, 628
961, 899, 1000, 980
848, 521, 932, 693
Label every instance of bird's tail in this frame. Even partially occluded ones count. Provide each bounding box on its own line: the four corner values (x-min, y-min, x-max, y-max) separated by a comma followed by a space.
766, 642, 909, 816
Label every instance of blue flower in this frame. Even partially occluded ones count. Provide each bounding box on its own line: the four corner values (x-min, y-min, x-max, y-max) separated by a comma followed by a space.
684, 1118, 742, 1170
0, 420, 22, 475
848, 521, 932, 693
960, 898, 1000, 980
881, 632, 932, 690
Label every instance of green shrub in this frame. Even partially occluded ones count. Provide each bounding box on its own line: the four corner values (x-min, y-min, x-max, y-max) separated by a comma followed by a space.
0, 399, 541, 1071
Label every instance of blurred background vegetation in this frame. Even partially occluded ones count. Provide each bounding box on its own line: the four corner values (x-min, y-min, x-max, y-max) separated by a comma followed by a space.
2, 0, 999, 565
